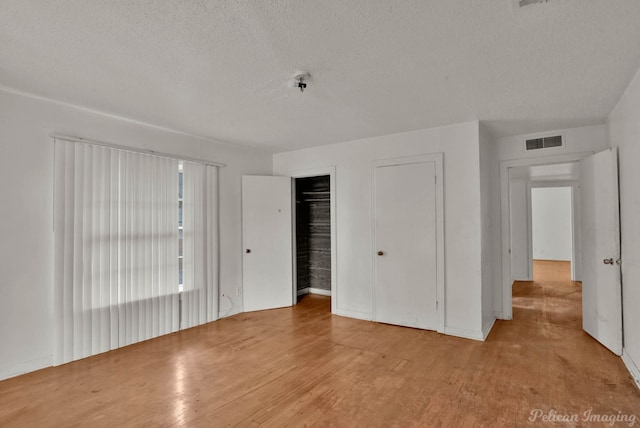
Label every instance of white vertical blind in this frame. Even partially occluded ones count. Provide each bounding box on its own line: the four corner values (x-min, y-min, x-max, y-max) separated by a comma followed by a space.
181, 161, 219, 328
53, 138, 218, 365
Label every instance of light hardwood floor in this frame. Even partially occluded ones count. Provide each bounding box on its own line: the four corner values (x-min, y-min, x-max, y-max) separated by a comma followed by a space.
1, 261, 639, 427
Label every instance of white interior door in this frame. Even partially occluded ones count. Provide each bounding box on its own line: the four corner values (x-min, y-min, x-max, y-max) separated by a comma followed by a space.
374, 160, 439, 330
580, 148, 622, 355
242, 176, 293, 312
509, 177, 532, 280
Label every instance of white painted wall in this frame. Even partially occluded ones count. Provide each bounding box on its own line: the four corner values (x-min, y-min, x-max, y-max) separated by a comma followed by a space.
531, 187, 572, 261
274, 121, 485, 340
608, 66, 640, 387
0, 90, 272, 380
479, 123, 496, 337
509, 177, 532, 280
489, 124, 609, 318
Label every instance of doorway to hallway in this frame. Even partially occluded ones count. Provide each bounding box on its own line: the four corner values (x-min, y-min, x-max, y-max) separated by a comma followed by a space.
502, 148, 623, 355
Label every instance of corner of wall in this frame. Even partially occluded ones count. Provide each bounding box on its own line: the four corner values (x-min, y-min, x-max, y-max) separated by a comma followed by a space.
482, 317, 497, 341
444, 326, 486, 342
479, 122, 497, 333
622, 350, 640, 390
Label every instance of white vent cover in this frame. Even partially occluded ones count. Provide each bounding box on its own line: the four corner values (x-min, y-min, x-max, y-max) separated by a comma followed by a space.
525, 135, 563, 151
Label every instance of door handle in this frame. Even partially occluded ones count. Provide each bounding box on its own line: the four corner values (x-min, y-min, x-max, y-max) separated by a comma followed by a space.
603, 258, 613, 265
377, 251, 384, 256
245, 249, 251, 254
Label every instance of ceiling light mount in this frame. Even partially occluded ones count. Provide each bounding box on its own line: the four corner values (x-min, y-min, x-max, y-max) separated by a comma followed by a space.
292, 71, 311, 93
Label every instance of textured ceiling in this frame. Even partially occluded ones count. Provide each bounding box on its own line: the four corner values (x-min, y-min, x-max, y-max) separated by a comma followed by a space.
2, 1, 640, 152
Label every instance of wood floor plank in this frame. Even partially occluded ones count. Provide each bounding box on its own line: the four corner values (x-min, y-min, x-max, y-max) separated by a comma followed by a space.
1, 261, 639, 427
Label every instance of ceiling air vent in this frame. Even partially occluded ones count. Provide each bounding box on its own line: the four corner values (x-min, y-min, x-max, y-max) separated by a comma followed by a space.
525, 135, 563, 151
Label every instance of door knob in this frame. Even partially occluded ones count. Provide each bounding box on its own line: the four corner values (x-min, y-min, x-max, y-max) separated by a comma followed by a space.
603, 258, 613, 265
245, 249, 251, 254
377, 251, 384, 256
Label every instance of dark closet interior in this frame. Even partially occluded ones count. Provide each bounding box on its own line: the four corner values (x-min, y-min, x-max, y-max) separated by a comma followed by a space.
295, 175, 331, 300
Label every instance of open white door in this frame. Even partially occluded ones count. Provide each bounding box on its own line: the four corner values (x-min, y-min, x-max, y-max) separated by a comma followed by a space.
580, 148, 622, 355
242, 176, 293, 312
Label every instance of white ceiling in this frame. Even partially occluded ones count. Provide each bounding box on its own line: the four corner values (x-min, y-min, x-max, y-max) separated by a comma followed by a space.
2, 1, 640, 152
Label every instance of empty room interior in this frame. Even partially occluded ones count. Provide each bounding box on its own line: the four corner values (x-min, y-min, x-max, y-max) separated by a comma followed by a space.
2, 1, 640, 426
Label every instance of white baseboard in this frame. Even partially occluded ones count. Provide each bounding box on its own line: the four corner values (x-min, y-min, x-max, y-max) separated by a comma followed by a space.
334, 311, 486, 340
309, 287, 331, 296
622, 349, 640, 390
219, 306, 243, 319
0, 355, 52, 381
495, 311, 512, 321
482, 317, 497, 341
335, 308, 372, 321
297, 287, 332, 297
444, 326, 485, 341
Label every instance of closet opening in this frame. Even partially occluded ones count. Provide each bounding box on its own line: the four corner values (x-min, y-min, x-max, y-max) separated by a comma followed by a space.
294, 175, 332, 306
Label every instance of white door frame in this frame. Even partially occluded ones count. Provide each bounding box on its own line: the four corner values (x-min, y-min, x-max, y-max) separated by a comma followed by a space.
371, 153, 445, 333
499, 152, 593, 320
289, 166, 337, 315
